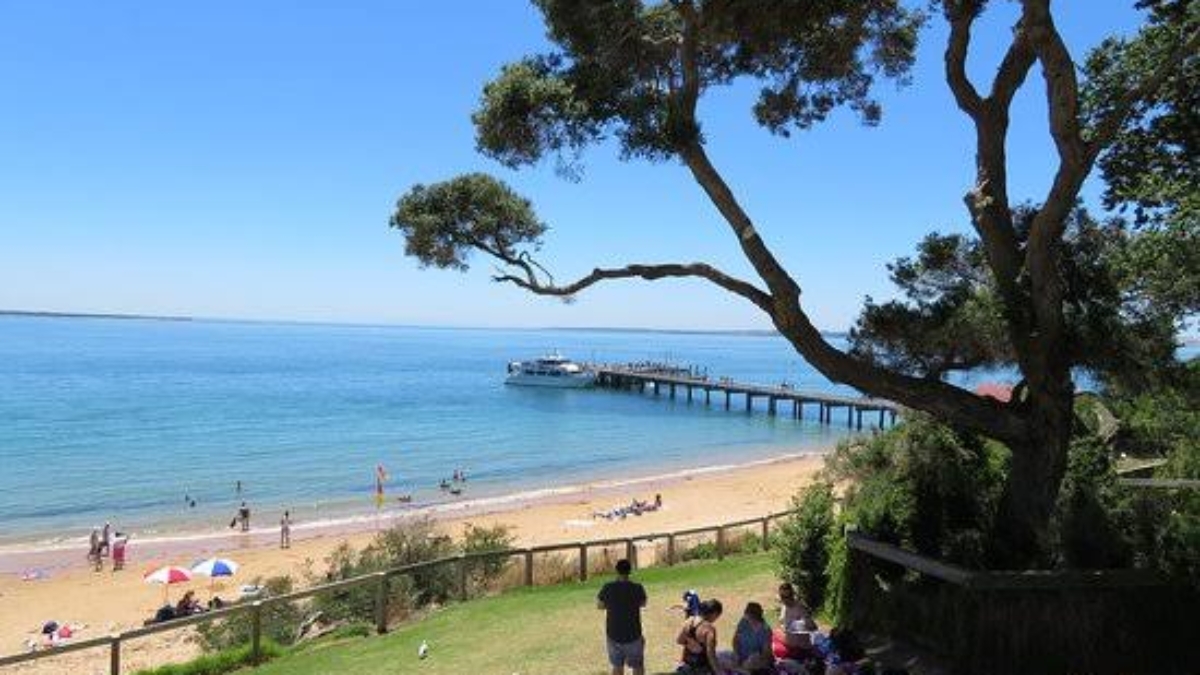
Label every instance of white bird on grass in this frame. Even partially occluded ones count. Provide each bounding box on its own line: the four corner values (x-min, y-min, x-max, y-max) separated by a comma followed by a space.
418, 640, 429, 659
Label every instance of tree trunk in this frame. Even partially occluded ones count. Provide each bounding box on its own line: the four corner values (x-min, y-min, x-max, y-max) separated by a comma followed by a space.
991, 377, 1074, 567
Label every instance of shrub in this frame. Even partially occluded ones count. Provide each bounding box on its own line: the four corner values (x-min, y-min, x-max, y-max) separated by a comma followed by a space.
1052, 435, 1134, 568
309, 517, 459, 624
827, 415, 1005, 567
680, 541, 718, 562
196, 577, 302, 652
134, 640, 284, 675
461, 522, 516, 593
774, 481, 836, 610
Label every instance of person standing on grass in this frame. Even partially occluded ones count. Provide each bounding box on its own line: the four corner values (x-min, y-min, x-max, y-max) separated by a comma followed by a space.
597, 558, 647, 675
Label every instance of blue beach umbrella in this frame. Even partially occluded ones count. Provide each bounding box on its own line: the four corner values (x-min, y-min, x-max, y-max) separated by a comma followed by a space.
191, 558, 240, 595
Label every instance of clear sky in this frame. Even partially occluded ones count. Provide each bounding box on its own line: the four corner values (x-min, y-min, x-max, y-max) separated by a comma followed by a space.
0, 1, 1143, 330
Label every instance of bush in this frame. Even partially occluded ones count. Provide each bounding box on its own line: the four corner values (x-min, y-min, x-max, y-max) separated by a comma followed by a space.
309, 519, 456, 623
827, 415, 1006, 567
132, 640, 284, 675
1052, 435, 1134, 568
196, 577, 302, 652
461, 522, 516, 594
774, 481, 836, 610
680, 541, 718, 562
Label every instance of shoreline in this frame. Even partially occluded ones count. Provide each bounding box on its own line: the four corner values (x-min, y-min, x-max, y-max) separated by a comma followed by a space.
0, 450, 828, 671
0, 448, 826, 569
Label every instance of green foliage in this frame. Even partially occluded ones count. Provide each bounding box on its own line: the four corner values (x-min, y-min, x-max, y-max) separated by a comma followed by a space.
132, 640, 283, 675
1053, 436, 1134, 568
311, 518, 458, 623
774, 481, 836, 610
678, 530, 761, 562
195, 577, 302, 652
309, 518, 517, 625
829, 416, 1006, 567
389, 173, 545, 272
460, 522, 516, 590
849, 208, 1186, 391
1110, 361, 1200, 459
1084, 0, 1199, 321
850, 232, 1010, 378
821, 522, 851, 626
471, 0, 921, 168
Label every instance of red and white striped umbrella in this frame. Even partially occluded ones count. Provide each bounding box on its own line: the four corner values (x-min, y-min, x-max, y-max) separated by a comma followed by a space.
144, 565, 193, 585
144, 565, 193, 603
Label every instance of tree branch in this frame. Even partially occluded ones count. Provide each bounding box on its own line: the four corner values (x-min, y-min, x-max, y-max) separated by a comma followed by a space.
944, 0, 984, 117
1024, 0, 1087, 173
944, 3, 1033, 372
493, 262, 776, 315
988, 16, 1036, 109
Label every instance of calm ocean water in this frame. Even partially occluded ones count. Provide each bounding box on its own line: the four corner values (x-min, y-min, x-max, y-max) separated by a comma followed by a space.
0, 316, 863, 546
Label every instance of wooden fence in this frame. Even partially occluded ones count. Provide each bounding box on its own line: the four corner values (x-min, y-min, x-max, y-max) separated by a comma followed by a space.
844, 532, 1199, 675
0, 510, 795, 674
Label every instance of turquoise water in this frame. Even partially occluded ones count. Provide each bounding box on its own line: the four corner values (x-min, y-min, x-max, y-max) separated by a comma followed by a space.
0, 316, 860, 545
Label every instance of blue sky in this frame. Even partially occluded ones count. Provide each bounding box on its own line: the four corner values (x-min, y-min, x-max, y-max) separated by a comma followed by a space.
0, 1, 1141, 330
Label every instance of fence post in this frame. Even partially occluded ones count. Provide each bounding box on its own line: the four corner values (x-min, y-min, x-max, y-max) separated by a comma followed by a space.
667, 534, 676, 566
458, 554, 469, 601
374, 572, 389, 634
578, 544, 588, 581
250, 601, 263, 661
716, 527, 726, 560
761, 517, 771, 550
524, 550, 534, 586
625, 539, 635, 568
110, 636, 121, 675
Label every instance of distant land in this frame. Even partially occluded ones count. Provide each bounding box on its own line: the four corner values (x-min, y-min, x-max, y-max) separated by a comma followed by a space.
546, 325, 851, 340
0, 309, 841, 336
0, 309, 193, 322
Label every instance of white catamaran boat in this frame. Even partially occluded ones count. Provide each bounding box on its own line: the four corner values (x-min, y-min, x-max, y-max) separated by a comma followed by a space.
505, 353, 596, 388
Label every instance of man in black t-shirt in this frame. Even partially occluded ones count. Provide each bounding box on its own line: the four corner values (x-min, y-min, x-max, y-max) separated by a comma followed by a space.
597, 558, 647, 675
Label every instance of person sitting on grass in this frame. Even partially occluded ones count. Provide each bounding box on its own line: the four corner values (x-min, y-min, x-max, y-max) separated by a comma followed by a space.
731, 602, 775, 675
676, 599, 723, 674
773, 582, 818, 660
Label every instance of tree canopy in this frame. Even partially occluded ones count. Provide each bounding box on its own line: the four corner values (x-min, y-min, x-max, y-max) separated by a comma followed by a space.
848, 207, 1185, 394
390, 0, 1198, 564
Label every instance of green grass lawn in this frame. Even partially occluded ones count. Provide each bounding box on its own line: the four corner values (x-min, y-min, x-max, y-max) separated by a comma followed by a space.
250, 553, 780, 675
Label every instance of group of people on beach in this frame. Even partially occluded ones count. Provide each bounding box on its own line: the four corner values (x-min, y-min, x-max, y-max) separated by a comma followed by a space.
593, 494, 663, 521
599, 561, 869, 675
87, 522, 128, 572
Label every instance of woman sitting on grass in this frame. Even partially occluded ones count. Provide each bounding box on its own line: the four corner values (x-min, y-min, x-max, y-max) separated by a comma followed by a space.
676, 599, 723, 674
730, 602, 775, 675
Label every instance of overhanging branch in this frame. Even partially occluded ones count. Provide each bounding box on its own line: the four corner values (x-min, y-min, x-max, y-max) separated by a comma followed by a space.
494, 262, 776, 315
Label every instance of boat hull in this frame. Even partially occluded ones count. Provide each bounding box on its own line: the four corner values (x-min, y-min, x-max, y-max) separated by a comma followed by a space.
504, 372, 595, 388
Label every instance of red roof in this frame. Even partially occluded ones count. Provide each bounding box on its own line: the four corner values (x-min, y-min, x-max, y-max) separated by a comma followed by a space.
975, 382, 1014, 402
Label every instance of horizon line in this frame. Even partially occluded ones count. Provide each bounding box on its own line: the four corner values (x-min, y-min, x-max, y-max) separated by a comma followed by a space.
0, 308, 850, 337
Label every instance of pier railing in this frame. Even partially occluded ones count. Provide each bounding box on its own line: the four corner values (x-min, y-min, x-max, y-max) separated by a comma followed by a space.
0, 510, 797, 674
591, 363, 900, 430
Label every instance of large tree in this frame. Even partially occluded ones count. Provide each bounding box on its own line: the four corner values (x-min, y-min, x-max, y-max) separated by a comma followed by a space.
390, 0, 1198, 565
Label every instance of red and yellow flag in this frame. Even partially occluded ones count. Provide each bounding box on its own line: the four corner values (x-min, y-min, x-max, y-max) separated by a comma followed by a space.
374, 464, 388, 508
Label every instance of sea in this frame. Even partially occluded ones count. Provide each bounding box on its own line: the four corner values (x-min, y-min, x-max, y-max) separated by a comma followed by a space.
0, 315, 872, 550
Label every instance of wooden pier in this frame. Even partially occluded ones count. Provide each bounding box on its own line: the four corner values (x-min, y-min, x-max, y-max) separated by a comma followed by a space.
592, 364, 899, 430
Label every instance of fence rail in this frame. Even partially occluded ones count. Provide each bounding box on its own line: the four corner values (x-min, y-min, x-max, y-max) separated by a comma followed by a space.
844, 531, 1196, 674
0, 509, 797, 674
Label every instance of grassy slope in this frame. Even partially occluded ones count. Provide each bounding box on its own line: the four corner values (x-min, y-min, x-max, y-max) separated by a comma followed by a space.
251, 553, 778, 675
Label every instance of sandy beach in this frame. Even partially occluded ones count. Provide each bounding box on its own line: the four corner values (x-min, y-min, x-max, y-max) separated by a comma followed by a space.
0, 451, 826, 674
